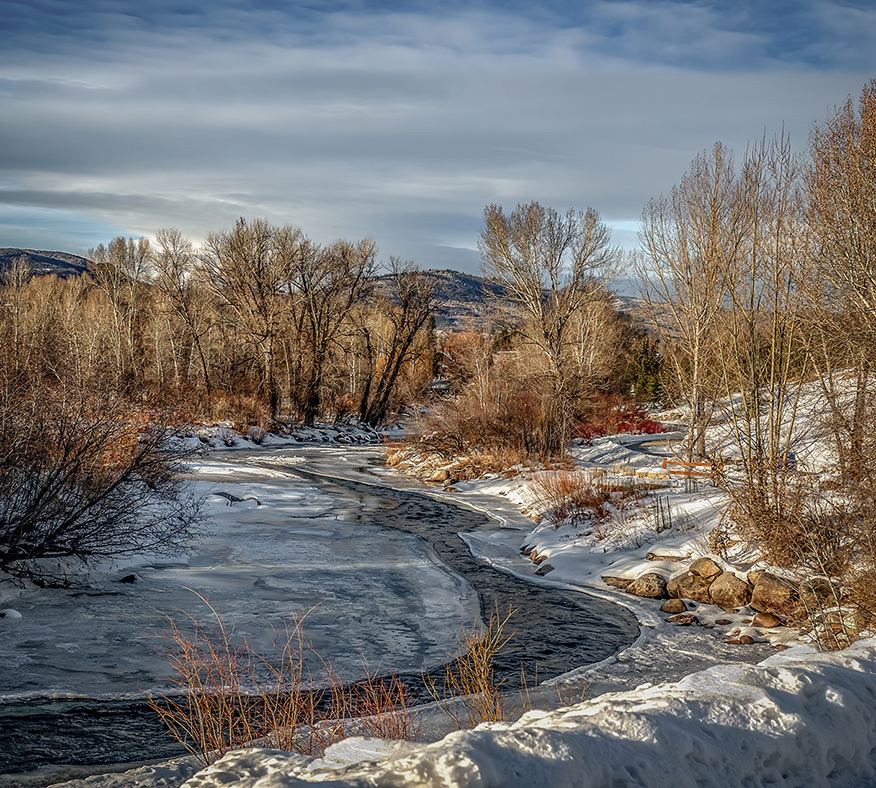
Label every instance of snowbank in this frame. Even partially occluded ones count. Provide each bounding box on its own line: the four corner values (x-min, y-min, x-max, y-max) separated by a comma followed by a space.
181, 638, 876, 788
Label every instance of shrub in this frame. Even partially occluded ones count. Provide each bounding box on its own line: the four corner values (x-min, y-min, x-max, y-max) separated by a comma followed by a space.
531, 469, 644, 531
0, 384, 202, 586
576, 393, 668, 442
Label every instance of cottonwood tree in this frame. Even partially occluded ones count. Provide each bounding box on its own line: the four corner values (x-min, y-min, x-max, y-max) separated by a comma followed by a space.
201, 218, 305, 420
354, 260, 434, 426
638, 142, 745, 461
2, 256, 31, 375
806, 78, 876, 479
152, 228, 214, 397
479, 201, 620, 455
288, 238, 375, 425
89, 237, 151, 386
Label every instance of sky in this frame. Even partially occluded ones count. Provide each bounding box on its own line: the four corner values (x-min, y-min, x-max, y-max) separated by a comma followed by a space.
1, 1, 875, 274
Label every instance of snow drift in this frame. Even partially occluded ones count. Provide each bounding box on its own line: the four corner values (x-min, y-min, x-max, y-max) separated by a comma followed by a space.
182, 638, 876, 788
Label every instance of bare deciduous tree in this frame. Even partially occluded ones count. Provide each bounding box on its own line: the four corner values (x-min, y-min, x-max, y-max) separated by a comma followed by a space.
201, 218, 306, 420
479, 201, 620, 455
89, 237, 151, 386
479, 202, 619, 379
355, 260, 434, 426
289, 238, 375, 425
152, 228, 214, 397
714, 134, 812, 561
638, 142, 745, 460
806, 78, 876, 479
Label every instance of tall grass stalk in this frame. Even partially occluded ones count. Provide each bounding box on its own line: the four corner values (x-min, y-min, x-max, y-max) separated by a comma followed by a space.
424, 606, 515, 730
147, 591, 419, 765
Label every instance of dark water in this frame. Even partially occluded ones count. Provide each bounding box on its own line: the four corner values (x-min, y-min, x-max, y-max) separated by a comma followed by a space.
296, 471, 639, 686
0, 465, 637, 779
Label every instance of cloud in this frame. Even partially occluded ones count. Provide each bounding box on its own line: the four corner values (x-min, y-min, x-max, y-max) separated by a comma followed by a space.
1, 1, 874, 269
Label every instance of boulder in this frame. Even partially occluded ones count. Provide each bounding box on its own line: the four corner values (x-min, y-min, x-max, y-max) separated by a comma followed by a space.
751, 611, 783, 628
708, 572, 752, 611
666, 613, 699, 625
646, 551, 688, 562
602, 576, 633, 590
666, 571, 712, 604
626, 573, 667, 599
535, 563, 554, 576
428, 468, 449, 482
747, 569, 766, 587
660, 598, 687, 614
689, 556, 723, 582
750, 572, 799, 616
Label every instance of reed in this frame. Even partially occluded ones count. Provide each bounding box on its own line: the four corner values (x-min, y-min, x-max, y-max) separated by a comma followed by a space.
147, 591, 419, 765
425, 606, 515, 730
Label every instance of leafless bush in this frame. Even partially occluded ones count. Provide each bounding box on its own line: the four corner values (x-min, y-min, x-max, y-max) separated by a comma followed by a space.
0, 382, 202, 586
531, 470, 646, 534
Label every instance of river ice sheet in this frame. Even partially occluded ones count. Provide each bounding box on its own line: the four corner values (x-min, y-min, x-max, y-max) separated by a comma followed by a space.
0, 456, 479, 700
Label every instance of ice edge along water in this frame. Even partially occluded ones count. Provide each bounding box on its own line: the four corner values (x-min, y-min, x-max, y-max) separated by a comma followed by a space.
16, 431, 876, 788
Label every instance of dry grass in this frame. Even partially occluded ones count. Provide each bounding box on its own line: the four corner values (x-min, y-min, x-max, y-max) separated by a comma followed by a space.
517, 667, 590, 716
147, 592, 419, 766
531, 470, 644, 531
425, 606, 515, 730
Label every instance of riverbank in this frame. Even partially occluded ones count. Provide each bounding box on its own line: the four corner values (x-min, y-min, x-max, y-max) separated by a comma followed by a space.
12, 435, 865, 788
3, 439, 635, 787
175, 439, 876, 787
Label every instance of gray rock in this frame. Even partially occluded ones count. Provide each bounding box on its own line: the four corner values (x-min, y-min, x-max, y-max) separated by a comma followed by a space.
627, 572, 668, 599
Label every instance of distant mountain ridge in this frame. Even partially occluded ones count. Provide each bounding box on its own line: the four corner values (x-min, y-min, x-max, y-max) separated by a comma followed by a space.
0, 250, 640, 331
0, 248, 90, 278
374, 268, 523, 329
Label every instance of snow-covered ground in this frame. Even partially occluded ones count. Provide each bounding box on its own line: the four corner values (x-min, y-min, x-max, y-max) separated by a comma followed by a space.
10, 402, 876, 788
178, 636, 876, 788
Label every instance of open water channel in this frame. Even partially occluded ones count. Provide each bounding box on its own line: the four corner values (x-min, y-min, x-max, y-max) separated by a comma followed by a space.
0, 446, 638, 785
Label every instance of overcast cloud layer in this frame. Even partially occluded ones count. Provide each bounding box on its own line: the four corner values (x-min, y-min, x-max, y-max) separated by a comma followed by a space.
1, 0, 875, 271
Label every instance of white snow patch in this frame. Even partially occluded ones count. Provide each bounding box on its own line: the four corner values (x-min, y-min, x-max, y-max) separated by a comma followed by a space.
180, 638, 876, 788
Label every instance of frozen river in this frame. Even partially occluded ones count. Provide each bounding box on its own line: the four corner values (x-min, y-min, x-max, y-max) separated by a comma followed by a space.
0, 445, 637, 783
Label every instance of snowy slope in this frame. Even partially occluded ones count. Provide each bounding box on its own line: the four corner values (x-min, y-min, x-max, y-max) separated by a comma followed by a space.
180, 638, 876, 788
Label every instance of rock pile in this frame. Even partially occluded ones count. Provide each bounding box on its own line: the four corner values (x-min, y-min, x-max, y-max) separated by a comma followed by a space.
612, 556, 803, 618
